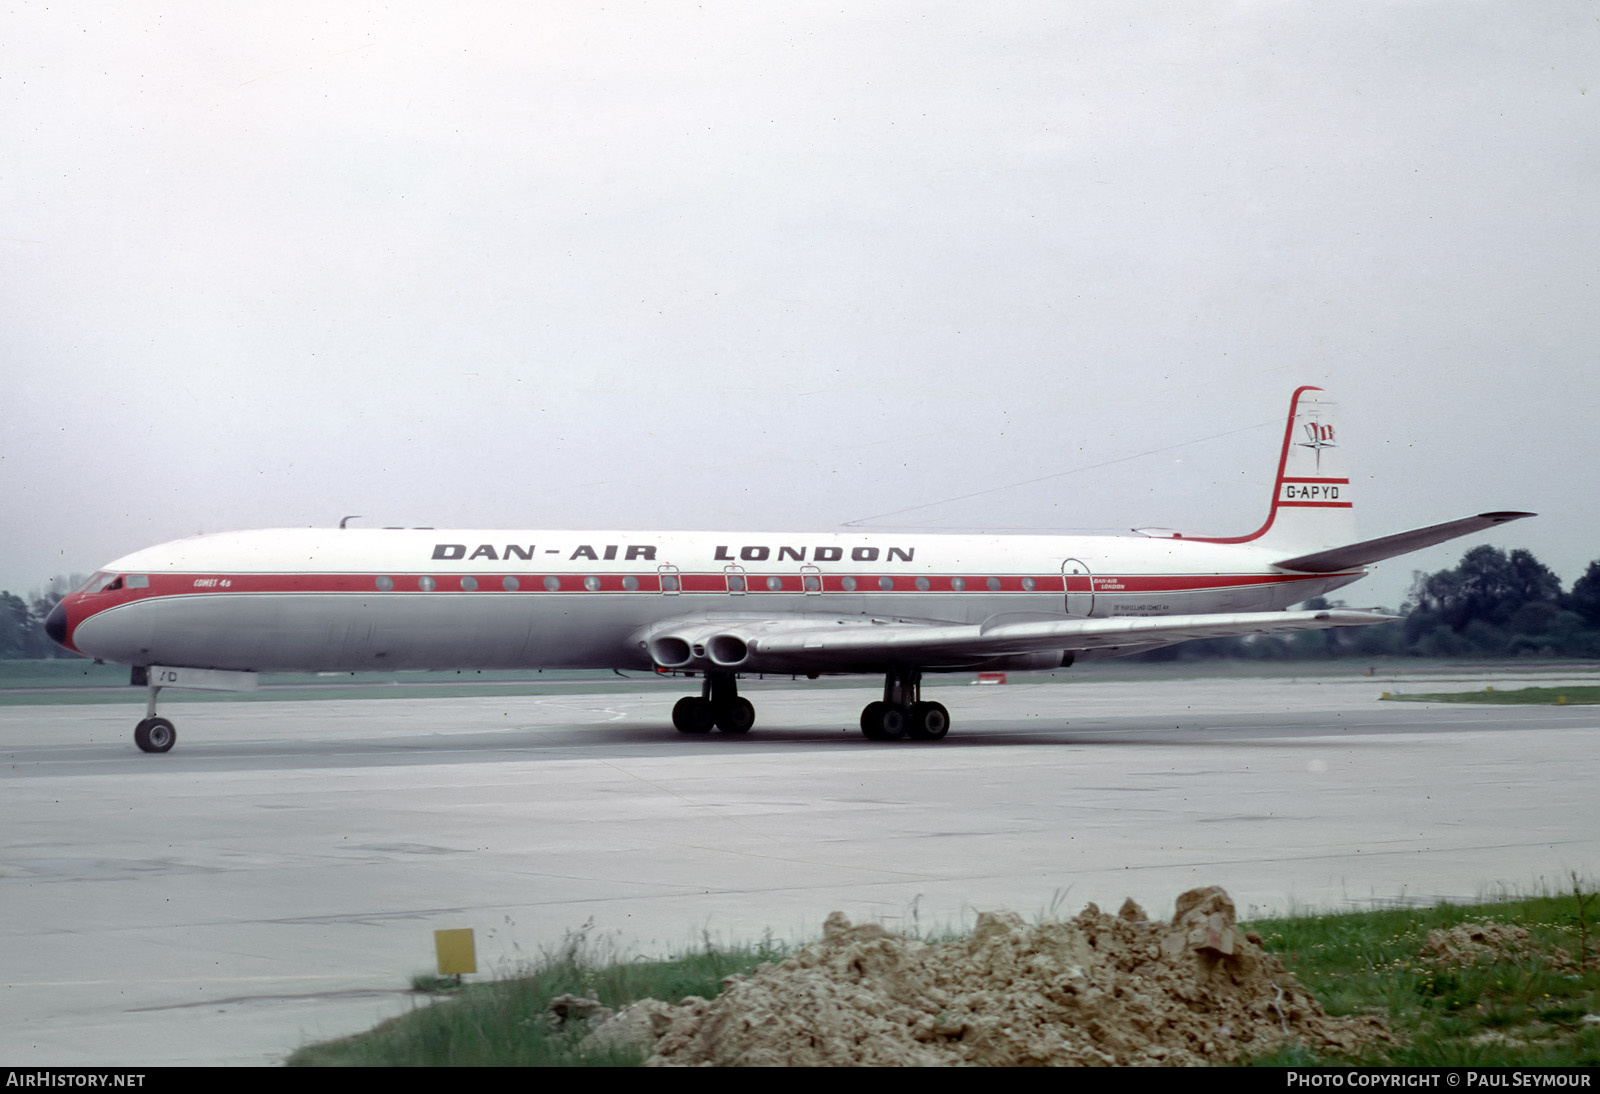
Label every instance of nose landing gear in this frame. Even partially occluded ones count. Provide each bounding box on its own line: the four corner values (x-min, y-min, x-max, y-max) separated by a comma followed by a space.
134, 676, 176, 753
124, 665, 258, 753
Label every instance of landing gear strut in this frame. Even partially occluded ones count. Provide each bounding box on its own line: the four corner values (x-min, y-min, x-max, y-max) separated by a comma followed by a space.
860, 668, 949, 742
672, 672, 755, 735
134, 678, 176, 753
121, 665, 256, 752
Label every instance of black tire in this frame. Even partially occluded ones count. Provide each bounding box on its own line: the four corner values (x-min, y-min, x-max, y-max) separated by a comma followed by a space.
860, 701, 888, 739
879, 704, 909, 740
134, 717, 176, 753
909, 701, 950, 741
672, 697, 715, 734
716, 697, 755, 733
861, 702, 908, 741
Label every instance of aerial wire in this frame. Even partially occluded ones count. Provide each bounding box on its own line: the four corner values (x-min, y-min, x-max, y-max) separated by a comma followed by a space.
841, 419, 1275, 529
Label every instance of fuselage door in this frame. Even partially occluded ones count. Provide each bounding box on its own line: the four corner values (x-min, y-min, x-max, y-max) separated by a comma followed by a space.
723, 565, 747, 595
800, 563, 823, 595
657, 563, 681, 594
1062, 558, 1093, 617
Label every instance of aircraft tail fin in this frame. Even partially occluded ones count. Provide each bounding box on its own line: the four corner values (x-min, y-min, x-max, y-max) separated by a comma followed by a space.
1188, 385, 1354, 551
1185, 385, 1534, 567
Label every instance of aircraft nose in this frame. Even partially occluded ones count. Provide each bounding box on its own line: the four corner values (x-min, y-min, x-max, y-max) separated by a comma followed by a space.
44, 600, 69, 648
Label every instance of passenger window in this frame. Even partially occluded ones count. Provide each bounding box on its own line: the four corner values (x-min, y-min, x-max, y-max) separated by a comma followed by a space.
543, 576, 561, 592
986, 577, 1002, 591
460, 577, 478, 591
419, 576, 437, 592
502, 576, 520, 591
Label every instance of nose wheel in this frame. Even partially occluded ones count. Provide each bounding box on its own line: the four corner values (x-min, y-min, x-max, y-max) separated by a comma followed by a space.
134, 717, 177, 753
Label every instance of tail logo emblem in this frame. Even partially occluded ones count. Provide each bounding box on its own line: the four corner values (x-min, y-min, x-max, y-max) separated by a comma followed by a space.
1297, 420, 1336, 470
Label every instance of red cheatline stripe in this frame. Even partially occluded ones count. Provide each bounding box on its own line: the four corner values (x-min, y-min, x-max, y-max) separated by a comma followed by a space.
63, 569, 1356, 630
70, 568, 1345, 608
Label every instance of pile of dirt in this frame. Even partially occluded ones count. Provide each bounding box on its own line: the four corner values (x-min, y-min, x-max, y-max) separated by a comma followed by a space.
581, 886, 1389, 1066
1419, 921, 1570, 968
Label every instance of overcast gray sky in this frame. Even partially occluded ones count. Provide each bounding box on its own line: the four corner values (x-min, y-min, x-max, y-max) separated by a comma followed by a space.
4, 1, 1595, 610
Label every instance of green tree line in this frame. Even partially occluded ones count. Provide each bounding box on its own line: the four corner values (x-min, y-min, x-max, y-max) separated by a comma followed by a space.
1139, 545, 1600, 662
0, 580, 82, 660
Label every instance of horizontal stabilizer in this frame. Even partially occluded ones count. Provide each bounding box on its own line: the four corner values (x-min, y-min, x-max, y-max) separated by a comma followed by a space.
1274, 512, 1536, 573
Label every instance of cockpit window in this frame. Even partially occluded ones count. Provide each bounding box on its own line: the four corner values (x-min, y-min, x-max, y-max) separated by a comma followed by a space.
72, 573, 111, 594
77, 573, 151, 593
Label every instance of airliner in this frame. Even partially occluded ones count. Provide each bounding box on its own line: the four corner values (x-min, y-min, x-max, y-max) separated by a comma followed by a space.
45, 386, 1531, 752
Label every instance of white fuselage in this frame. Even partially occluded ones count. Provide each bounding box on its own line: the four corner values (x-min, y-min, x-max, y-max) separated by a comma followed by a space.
57, 527, 1365, 673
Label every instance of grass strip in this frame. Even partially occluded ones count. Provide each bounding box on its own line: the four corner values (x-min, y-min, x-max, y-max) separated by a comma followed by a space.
289, 890, 1599, 1067
1247, 888, 1600, 1066
1381, 685, 1600, 705
287, 930, 787, 1066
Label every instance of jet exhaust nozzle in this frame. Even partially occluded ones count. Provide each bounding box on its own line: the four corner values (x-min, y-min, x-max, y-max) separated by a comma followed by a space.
646, 626, 753, 670
707, 634, 749, 667
649, 636, 693, 668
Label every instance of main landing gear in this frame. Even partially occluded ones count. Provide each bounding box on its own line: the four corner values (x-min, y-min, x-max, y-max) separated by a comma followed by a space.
668, 668, 952, 742
860, 668, 949, 742
672, 672, 755, 734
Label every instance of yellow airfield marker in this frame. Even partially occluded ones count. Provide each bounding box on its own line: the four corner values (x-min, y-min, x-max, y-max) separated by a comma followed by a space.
435, 928, 477, 977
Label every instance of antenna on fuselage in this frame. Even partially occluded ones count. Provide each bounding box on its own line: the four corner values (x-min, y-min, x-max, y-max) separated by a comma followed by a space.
339, 515, 361, 529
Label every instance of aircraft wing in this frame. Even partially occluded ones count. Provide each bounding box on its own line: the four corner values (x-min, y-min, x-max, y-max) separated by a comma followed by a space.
1273, 511, 1535, 573
649, 609, 1394, 674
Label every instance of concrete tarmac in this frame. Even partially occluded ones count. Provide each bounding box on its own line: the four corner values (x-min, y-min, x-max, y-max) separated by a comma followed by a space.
2, 671, 1597, 1066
